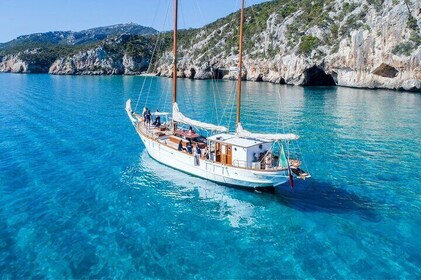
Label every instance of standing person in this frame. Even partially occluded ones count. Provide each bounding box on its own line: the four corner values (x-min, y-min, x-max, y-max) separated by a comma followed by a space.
194, 144, 201, 165
143, 107, 148, 125
154, 115, 161, 127
153, 109, 160, 126
196, 144, 201, 157
146, 108, 151, 127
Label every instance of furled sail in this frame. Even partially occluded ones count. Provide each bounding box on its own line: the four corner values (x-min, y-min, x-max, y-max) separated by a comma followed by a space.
172, 103, 228, 132
236, 123, 299, 141
125, 99, 136, 123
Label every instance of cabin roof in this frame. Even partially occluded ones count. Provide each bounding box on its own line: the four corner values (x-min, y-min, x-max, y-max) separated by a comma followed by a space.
208, 133, 265, 148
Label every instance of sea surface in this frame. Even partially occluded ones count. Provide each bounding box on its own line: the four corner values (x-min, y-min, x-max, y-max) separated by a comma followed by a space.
0, 73, 420, 278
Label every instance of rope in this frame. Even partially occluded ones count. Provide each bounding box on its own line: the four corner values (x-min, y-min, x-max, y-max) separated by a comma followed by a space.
219, 81, 237, 129
163, 77, 172, 112
134, 0, 171, 112
193, 0, 222, 125
279, 88, 310, 176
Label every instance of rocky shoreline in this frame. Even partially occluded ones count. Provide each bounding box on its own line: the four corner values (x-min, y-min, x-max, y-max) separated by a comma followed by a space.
1, 50, 419, 92
1, 0, 420, 92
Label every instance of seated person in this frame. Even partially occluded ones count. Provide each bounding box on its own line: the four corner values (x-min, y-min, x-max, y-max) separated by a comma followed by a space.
178, 140, 185, 151
253, 153, 258, 162
202, 146, 209, 159
186, 141, 193, 154
188, 126, 195, 134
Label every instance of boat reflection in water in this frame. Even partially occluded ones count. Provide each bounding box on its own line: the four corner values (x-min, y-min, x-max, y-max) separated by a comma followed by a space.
137, 151, 256, 228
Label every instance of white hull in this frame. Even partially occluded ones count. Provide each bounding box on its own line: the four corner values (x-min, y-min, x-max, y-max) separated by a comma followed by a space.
134, 128, 289, 189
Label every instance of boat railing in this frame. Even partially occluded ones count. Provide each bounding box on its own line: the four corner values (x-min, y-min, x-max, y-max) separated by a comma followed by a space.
232, 160, 262, 169
232, 160, 288, 171
232, 160, 249, 168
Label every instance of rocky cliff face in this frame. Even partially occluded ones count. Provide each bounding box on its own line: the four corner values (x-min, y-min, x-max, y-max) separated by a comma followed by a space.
0, 1, 420, 91
1, 35, 153, 75
0, 48, 150, 75
48, 49, 150, 75
0, 54, 29, 73
155, 0, 420, 91
0, 49, 52, 73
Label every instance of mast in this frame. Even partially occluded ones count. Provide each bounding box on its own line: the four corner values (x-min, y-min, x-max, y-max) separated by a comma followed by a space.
172, 0, 178, 104
236, 0, 245, 126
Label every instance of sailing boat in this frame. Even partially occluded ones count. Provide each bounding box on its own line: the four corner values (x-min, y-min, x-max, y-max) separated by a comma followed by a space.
125, 0, 310, 188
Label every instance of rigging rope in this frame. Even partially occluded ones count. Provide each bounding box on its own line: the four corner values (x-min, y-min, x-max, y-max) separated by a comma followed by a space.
134, 0, 171, 112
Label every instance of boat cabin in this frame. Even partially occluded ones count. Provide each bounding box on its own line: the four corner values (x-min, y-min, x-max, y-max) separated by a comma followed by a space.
207, 133, 272, 168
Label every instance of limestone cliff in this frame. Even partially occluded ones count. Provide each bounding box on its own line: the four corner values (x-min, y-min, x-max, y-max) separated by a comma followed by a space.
1, 35, 153, 75
48, 49, 150, 75
0, 0, 420, 91
0, 49, 52, 73
155, 0, 420, 91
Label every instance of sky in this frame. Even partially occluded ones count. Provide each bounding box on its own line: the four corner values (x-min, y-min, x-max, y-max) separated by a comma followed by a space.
0, 0, 270, 43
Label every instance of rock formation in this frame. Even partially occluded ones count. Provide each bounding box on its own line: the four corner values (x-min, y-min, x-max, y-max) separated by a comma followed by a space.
0, 0, 420, 91
155, 0, 420, 91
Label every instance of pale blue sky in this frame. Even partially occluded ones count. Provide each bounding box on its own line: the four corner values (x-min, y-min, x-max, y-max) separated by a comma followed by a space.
0, 0, 270, 43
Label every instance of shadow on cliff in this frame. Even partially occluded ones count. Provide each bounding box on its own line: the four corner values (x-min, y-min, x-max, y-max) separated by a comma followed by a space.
258, 180, 380, 222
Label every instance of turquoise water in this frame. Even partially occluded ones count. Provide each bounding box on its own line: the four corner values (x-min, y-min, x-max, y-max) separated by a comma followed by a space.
0, 73, 420, 278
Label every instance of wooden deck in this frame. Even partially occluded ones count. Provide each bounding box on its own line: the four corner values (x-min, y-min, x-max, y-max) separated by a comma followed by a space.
135, 122, 208, 158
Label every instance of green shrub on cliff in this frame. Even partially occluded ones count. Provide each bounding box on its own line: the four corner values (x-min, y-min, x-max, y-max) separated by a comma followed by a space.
299, 35, 320, 55
392, 14, 420, 56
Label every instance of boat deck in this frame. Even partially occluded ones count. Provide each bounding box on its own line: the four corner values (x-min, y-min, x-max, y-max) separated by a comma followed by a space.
133, 121, 290, 172
135, 121, 209, 157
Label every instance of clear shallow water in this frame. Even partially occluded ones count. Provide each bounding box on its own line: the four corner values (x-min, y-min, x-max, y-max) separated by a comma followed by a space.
0, 73, 420, 278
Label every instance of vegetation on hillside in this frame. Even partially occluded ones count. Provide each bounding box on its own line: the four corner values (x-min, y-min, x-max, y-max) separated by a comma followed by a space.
1, 0, 419, 70
393, 14, 420, 56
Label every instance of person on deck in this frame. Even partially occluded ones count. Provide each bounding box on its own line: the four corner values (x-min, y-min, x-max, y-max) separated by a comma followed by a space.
178, 140, 185, 151
143, 107, 148, 125
196, 144, 201, 157
188, 126, 194, 134
153, 111, 161, 127
193, 144, 201, 165
186, 141, 193, 154
203, 146, 209, 159
145, 108, 151, 127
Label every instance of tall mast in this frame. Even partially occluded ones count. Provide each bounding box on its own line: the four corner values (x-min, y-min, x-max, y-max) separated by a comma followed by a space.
236, 0, 245, 126
172, 0, 178, 104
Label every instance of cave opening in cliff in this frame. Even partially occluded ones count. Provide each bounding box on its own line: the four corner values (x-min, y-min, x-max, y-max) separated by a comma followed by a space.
213, 68, 225, 79
372, 63, 399, 78
190, 68, 196, 79
303, 66, 336, 86
279, 78, 286, 84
